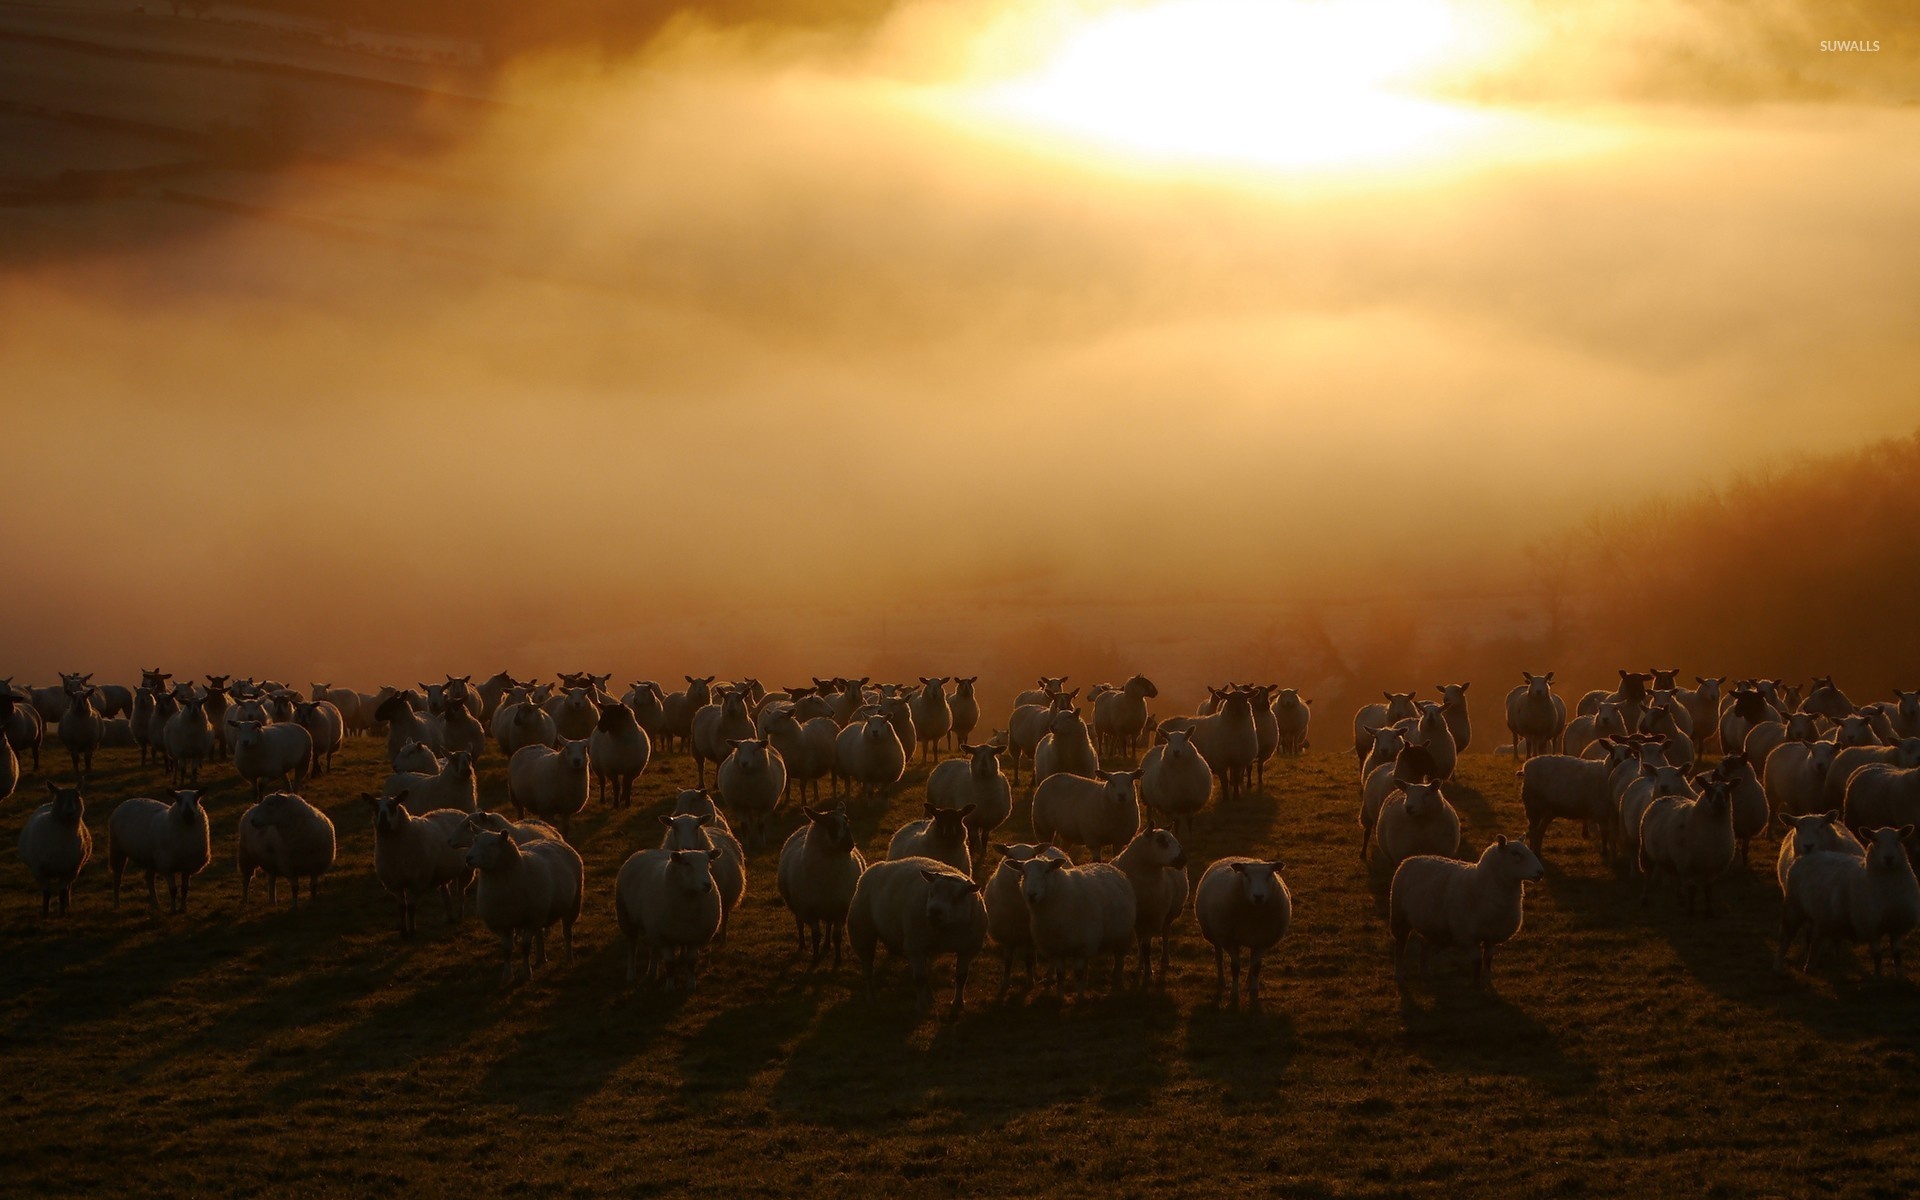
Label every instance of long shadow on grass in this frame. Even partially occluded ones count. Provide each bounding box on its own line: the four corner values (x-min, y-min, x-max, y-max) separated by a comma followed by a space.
1397, 982, 1597, 1095
674, 990, 825, 1108
1184, 1004, 1298, 1104
771, 981, 1178, 1128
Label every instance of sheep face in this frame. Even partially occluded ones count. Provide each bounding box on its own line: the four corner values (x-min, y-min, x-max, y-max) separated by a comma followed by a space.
660, 813, 714, 851
1017, 857, 1069, 907
962, 743, 1005, 776
1125, 675, 1159, 700
1228, 860, 1286, 904
1139, 827, 1187, 869
1638, 764, 1693, 798
1402, 781, 1445, 819
1163, 730, 1198, 765
1519, 672, 1555, 700
925, 804, 974, 842
45, 783, 84, 825
921, 870, 982, 925
992, 842, 1057, 872
803, 806, 856, 854
465, 828, 517, 871
668, 848, 720, 894
1096, 769, 1141, 808
730, 739, 771, 774
1483, 836, 1545, 884
560, 740, 589, 772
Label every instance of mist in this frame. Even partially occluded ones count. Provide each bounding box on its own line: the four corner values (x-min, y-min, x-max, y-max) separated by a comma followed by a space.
4, 0, 1917, 699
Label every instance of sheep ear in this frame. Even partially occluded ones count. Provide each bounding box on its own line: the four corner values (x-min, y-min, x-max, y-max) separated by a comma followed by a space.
959, 804, 976, 818
923, 802, 938, 817
1044, 858, 1067, 872
1268, 860, 1286, 872
919, 869, 945, 883
707, 848, 722, 860
991, 842, 1014, 858
1495, 835, 1508, 847
657, 815, 673, 828
1230, 862, 1247, 874
960, 879, 981, 894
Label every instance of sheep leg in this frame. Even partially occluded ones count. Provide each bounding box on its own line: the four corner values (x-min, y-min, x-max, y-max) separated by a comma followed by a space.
499, 932, 517, 984
1111, 949, 1126, 993
1213, 944, 1225, 996
1227, 948, 1241, 1007
562, 918, 575, 964
1419, 940, 1430, 980
911, 956, 932, 1017
145, 868, 158, 909
533, 927, 548, 970
832, 923, 845, 970
1136, 933, 1152, 988
1392, 935, 1407, 988
39, 888, 50, 916
626, 937, 640, 984
1248, 948, 1264, 1007
950, 950, 973, 1019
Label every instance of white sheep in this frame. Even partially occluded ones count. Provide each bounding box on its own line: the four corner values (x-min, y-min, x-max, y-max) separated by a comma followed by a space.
294, 700, 345, 773
1802, 675, 1857, 721
238, 791, 337, 910
1504, 672, 1564, 760
985, 842, 1072, 998
57, 684, 103, 777
1352, 691, 1419, 761
1778, 827, 1919, 975
1014, 857, 1136, 1001
615, 846, 724, 988
1638, 699, 1696, 768
1765, 740, 1839, 819
1775, 810, 1863, 892
438, 698, 489, 763
18, 782, 91, 915
834, 712, 905, 803
926, 742, 1012, 859
1164, 687, 1259, 798
1139, 729, 1211, 839
1112, 825, 1188, 987
230, 719, 313, 801
716, 737, 787, 850
776, 804, 866, 968
949, 676, 981, 750
1093, 675, 1159, 759
691, 687, 756, 787
887, 803, 975, 876
362, 790, 473, 934
1518, 746, 1633, 861
1433, 682, 1470, 751
383, 748, 479, 814
764, 708, 839, 808
658, 811, 746, 944
1273, 688, 1313, 756
1031, 769, 1141, 862
467, 826, 584, 984
1194, 856, 1291, 1007
375, 693, 445, 761
847, 857, 987, 1018
906, 676, 954, 761
1389, 835, 1543, 989
1638, 777, 1737, 915
1714, 752, 1769, 864
1618, 763, 1698, 864
108, 788, 211, 913
457, 810, 565, 847
162, 695, 217, 786
1565, 699, 1628, 758
1375, 777, 1462, 870
1015, 677, 1070, 708
1844, 762, 1920, 834
1033, 706, 1099, 788
1005, 691, 1072, 786
0, 687, 44, 773
507, 738, 591, 835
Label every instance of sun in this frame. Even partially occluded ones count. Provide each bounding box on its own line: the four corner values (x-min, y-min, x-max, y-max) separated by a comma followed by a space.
962, 0, 1504, 172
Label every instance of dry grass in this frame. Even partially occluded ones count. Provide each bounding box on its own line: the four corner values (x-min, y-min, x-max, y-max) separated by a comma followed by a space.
4, 734, 1919, 1198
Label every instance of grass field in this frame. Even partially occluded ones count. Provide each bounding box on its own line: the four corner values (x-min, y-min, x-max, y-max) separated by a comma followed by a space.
4, 734, 1918, 1198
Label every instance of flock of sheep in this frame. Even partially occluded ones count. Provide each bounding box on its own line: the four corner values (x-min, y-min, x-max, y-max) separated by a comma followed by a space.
7, 666, 1918, 1016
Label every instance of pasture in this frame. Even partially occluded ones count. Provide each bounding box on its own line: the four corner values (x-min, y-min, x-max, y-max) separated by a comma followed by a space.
4, 738, 1917, 1198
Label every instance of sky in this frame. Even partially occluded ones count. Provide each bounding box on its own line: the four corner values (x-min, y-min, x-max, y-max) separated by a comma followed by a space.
2, 0, 1916, 688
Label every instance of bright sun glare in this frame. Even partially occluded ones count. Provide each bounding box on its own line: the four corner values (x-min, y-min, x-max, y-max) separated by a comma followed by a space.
966, 0, 1504, 171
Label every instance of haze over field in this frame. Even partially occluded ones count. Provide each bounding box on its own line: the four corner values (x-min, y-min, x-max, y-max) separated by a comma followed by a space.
3, 0, 1916, 688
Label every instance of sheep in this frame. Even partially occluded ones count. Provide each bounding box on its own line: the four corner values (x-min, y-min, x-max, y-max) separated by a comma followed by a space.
498, 696, 557, 758
1033, 706, 1099, 787
18, 782, 91, 915
1775, 810, 1864, 893
1410, 701, 1457, 781
230, 719, 313, 802
456, 809, 565, 848
467, 826, 584, 985
1638, 777, 1737, 915
1113, 825, 1188, 987
1093, 674, 1159, 760
375, 693, 444, 761
659, 811, 746, 944
1015, 676, 1070, 708
92, 681, 133, 721
1619, 763, 1698, 864
438, 698, 488, 763
1844, 762, 1920, 836
982, 842, 1069, 998
825, 676, 872, 727
1778, 827, 1920, 976
293, 700, 345, 774
1638, 699, 1696, 769
1389, 835, 1543, 989
507, 738, 591, 835
776, 804, 866, 968
949, 676, 981, 750
1274, 688, 1313, 756
613, 845, 723, 988
903, 676, 953, 761
1766, 740, 1839, 819
24, 679, 68, 724
834, 712, 905, 804
162, 695, 216, 786
875, 694, 918, 765
1031, 769, 1142, 862
1504, 672, 1563, 760
1352, 691, 1419, 761
847, 857, 987, 1018
1194, 857, 1292, 1007
362, 791, 473, 933
1, 688, 44, 771
310, 682, 361, 733
238, 792, 337, 910
888, 803, 975, 875
660, 674, 716, 753
1715, 752, 1769, 865
1887, 690, 1920, 740
716, 736, 787, 849
1165, 687, 1259, 798
1244, 684, 1281, 787
547, 686, 598, 744
1802, 676, 1857, 721
1717, 687, 1774, 764
1674, 676, 1723, 750
1565, 699, 1628, 758
1014, 857, 1136, 1001
132, 683, 160, 765
1139, 728, 1211, 839
1006, 691, 1073, 785
918, 743, 1004, 858
588, 700, 651, 811
691, 687, 756, 787
1520, 744, 1635, 861
764, 708, 839, 807
1743, 711, 1821, 770
621, 680, 668, 742
1375, 777, 1462, 870
106, 787, 211, 912
57, 684, 103, 777
1827, 739, 1920, 817
0, 718, 16, 806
